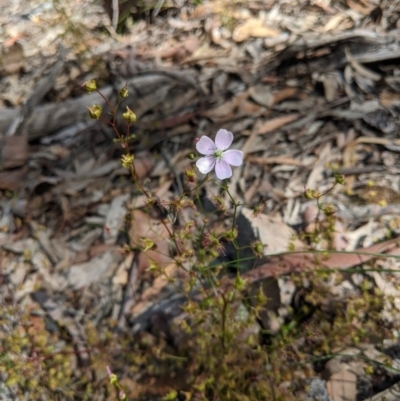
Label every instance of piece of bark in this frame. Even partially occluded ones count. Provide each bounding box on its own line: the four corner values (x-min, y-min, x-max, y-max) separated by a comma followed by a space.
129, 238, 400, 335
0, 70, 197, 141
0, 42, 25, 76
0, 166, 28, 191
361, 382, 400, 401
327, 367, 357, 401
6, 47, 66, 137
245, 237, 400, 283
0, 87, 113, 140
0, 136, 28, 169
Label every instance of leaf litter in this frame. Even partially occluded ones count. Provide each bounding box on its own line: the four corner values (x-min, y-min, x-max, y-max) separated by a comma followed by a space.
2, 0, 400, 399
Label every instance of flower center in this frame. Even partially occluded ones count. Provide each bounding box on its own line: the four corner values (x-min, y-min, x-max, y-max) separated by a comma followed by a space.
214, 149, 223, 159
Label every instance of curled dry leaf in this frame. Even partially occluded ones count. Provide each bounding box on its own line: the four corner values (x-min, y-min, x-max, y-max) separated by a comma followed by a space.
321, 14, 350, 33
249, 84, 274, 107
233, 18, 280, 42
67, 250, 123, 290
189, 2, 224, 18
345, 47, 382, 81
272, 87, 298, 104
346, 0, 373, 15
379, 91, 400, 108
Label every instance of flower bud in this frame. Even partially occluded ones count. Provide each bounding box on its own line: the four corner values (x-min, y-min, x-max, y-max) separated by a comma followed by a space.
364, 365, 374, 375
210, 195, 226, 213
88, 104, 102, 119
251, 240, 265, 258
256, 285, 268, 305
185, 167, 196, 183
141, 237, 156, 251
234, 274, 247, 291
119, 85, 129, 98
224, 228, 237, 241
187, 153, 195, 160
304, 188, 321, 199
146, 263, 159, 271
334, 174, 345, 185
122, 106, 136, 123
163, 390, 178, 401
120, 153, 134, 168
83, 79, 97, 93
252, 202, 266, 218
304, 188, 314, 200
322, 203, 335, 215
109, 373, 118, 385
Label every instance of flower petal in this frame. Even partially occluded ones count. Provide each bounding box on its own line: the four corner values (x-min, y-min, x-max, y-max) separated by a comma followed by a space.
215, 159, 232, 179
215, 129, 233, 151
196, 156, 216, 174
222, 150, 243, 166
196, 136, 216, 155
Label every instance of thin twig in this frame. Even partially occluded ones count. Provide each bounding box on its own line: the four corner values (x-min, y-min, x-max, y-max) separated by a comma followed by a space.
116, 252, 140, 331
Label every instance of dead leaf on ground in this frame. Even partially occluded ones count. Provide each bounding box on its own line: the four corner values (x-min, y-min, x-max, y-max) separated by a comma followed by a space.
104, 193, 130, 245
232, 207, 304, 271
160, 36, 200, 62
67, 249, 123, 290
241, 209, 303, 255
247, 156, 305, 166
185, 42, 229, 62
129, 263, 178, 316
326, 361, 357, 401
0, 42, 25, 75
249, 84, 274, 107
306, 142, 332, 189
273, 87, 298, 104
233, 18, 281, 42
189, 2, 225, 18
345, 47, 382, 81
255, 114, 300, 135
346, 0, 373, 15
245, 238, 400, 284
201, 92, 248, 122
321, 14, 351, 33
379, 91, 400, 108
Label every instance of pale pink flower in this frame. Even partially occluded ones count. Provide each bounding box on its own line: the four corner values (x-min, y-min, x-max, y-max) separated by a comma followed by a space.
196, 129, 243, 179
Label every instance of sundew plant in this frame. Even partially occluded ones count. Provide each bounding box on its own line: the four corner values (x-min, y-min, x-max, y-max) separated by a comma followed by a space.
25, 80, 397, 401
1, 78, 398, 401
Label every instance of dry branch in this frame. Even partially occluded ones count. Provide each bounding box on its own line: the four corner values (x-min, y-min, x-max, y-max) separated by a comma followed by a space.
0, 69, 199, 141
